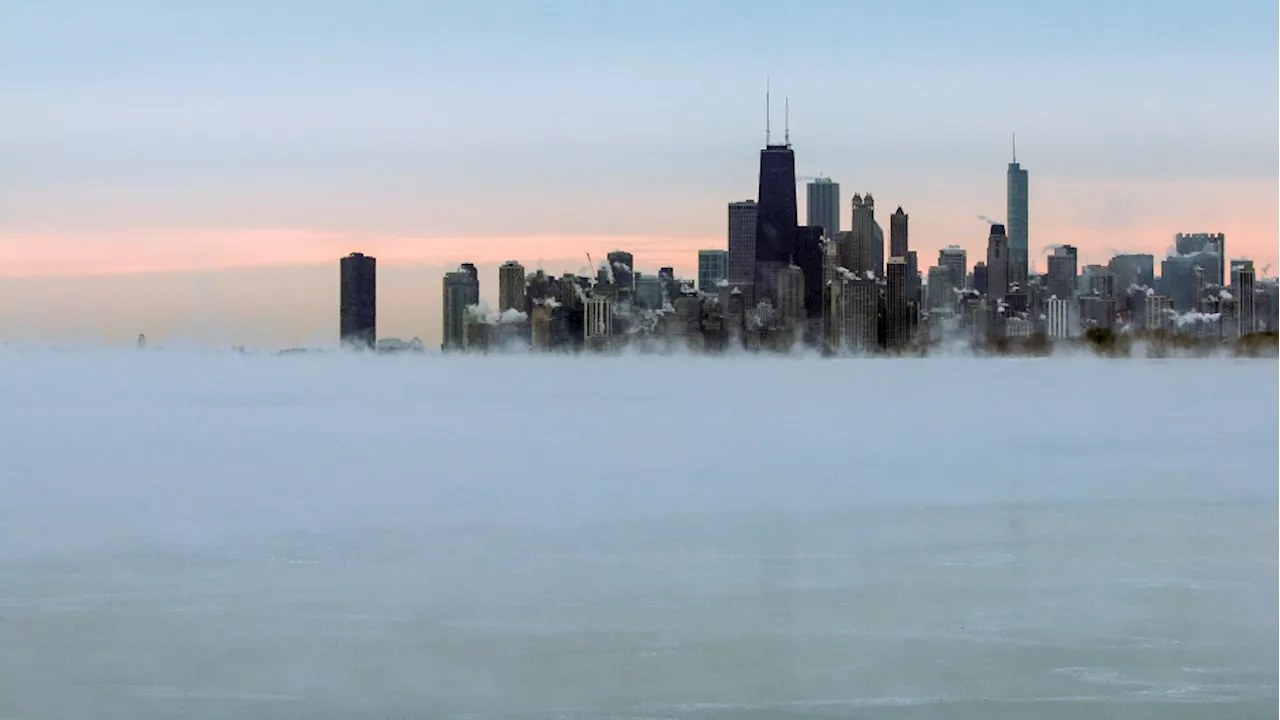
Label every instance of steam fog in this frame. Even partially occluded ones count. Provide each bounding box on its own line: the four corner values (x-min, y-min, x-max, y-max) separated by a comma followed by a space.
1, 351, 1276, 719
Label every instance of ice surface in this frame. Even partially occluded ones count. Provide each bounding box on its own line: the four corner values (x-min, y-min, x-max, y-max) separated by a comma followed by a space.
0, 351, 1276, 719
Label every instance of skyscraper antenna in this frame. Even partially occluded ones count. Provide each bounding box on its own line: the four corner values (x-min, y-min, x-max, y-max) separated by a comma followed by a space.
784, 96, 790, 146
1012, 132, 1017, 163
765, 78, 771, 146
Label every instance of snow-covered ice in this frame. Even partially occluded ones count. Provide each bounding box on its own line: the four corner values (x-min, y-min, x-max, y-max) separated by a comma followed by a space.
0, 351, 1276, 719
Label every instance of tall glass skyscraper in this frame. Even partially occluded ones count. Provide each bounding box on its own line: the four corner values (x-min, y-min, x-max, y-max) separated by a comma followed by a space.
806, 178, 840, 240
1007, 140, 1029, 289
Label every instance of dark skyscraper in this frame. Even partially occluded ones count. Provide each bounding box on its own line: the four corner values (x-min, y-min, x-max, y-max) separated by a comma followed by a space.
885, 257, 911, 350
986, 224, 1009, 303
339, 252, 376, 349
793, 226, 825, 322
754, 95, 798, 304
973, 262, 988, 296
849, 193, 878, 278
889, 206, 909, 259
727, 200, 758, 291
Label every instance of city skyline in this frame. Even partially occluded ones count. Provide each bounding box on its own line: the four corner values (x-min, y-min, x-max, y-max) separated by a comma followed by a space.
1, 0, 1276, 347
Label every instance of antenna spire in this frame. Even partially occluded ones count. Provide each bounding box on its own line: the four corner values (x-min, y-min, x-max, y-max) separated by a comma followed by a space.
765, 78, 771, 146
784, 97, 790, 146
1012, 132, 1017, 163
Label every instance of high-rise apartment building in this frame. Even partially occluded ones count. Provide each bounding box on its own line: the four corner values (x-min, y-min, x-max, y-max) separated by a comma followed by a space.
1007, 142, 1029, 289
727, 200, 758, 287
938, 246, 967, 291
498, 260, 526, 313
1045, 246, 1078, 301
985, 225, 1009, 303
1232, 260, 1256, 335
584, 296, 613, 350
698, 249, 729, 294
806, 178, 840, 240
885, 257, 911, 349
1046, 297, 1074, 338
827, 273, 879, 352
442, 265, 480, 351
339, 252, 376, 349
1149, 294, 1174, 331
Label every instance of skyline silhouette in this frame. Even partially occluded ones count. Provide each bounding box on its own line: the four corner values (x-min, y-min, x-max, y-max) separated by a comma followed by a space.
0, 0, 1276, 346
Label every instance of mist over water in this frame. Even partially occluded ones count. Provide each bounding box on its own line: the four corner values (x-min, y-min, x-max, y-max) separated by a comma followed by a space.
1, 352, 1276, 719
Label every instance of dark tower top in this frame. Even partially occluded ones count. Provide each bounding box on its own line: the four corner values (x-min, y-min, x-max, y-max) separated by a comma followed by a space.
756, 145, 798, 264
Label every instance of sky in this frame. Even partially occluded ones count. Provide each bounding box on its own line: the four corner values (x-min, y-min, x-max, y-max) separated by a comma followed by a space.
0, 0, 1276, 347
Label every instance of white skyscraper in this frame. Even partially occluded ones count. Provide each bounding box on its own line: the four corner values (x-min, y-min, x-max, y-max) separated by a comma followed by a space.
806, 178, 840, 240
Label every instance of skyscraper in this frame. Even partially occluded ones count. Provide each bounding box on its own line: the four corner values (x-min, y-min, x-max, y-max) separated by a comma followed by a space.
1045, 245, 1078, 301
698, 249, 729, 294
755, 132, 798, 302
973, 262, 988, 296
889, 206, 909, 259
727, 200, 758, 287
938, 246, 967, 291
849, 193, 877, 278
1232, 260, 1256, 335
793, 225, 825, 322
806, 178, 840, 240
986, 224, 1009, 303
1007, 138, 1029, 289
498, 260, 526, 313
442, 265, 480, 351
339, 252, 376, 349
885, 257, 911, 350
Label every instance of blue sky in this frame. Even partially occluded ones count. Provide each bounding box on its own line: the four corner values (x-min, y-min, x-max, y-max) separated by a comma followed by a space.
3, 0, 1274, 235
0, 0, 1276, 344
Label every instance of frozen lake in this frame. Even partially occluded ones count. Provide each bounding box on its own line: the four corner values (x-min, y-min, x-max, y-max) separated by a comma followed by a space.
1, 352, 1276, 719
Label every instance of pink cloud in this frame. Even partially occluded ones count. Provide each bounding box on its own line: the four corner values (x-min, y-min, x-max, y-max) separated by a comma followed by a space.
0, 230, 715, 278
